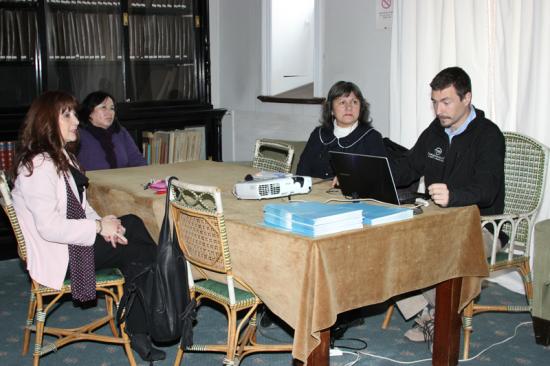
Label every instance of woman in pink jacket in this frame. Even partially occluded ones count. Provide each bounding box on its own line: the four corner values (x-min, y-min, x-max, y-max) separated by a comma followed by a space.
10, 91, 164, 362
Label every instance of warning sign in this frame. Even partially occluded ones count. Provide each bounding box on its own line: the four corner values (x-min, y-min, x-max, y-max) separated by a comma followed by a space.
376, 0, 393, 30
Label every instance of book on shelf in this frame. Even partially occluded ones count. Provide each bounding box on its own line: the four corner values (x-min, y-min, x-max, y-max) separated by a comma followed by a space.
0, 141, 16, 172
141, 128, 204, 165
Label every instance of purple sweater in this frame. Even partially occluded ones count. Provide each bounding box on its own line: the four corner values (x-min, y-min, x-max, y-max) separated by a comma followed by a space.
77, 127, 147, 171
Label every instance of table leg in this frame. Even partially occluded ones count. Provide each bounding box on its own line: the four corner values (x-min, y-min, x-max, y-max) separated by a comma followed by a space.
294, 328, 330, 366
433, 277, 462, 366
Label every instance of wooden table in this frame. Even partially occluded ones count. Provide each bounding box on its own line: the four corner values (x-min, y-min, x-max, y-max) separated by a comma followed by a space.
87, 161, 489, 366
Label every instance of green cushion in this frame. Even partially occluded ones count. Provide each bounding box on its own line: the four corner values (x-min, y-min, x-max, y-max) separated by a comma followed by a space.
490, 252, 527, 264
195, 279, 256, 306
61, 268, 124, 287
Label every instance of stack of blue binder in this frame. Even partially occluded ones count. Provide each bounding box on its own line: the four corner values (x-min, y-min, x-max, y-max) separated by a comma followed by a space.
263, 201, 414, 237
263, 202, 364, 237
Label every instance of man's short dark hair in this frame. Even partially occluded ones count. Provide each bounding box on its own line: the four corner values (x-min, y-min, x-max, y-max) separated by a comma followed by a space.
430, 66, 471, 100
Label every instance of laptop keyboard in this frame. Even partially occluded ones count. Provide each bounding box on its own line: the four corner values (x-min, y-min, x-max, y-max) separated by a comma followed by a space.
397, 190, 430, 204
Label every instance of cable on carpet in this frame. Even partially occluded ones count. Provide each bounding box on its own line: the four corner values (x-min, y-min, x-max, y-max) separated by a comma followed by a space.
353, 321, 533, 365
331, 337, 368, 351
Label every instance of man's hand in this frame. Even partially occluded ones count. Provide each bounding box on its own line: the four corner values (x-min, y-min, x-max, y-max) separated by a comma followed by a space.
428, 183, 450, 207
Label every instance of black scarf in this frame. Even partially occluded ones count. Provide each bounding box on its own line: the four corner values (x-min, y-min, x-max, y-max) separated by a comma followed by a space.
68, 166, 89, 202
84, 124, 118, 168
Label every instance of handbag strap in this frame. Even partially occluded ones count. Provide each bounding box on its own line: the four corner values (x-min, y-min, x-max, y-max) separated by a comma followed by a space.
158, 176, 178, 244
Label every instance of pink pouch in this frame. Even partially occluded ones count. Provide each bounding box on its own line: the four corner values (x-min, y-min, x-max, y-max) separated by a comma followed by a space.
148, 179, 167, 194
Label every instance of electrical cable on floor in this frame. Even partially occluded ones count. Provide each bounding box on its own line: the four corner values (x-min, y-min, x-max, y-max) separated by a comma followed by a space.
331, 337, 368, 351
458, 321, 532, 363
353, 321, 533, 365
257, 310, 532, 364
358, 351, 432, 364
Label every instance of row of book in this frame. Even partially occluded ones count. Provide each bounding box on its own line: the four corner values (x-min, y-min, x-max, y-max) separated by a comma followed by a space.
0, 9, 37, 62
130, 0, 190, 8
263, 202, 413, 237
42, 11, 195, 61
0, 141, 16, 172
142, 128, 203, 165
131, 65, 197, 101
1, 0, 189, 8
47, 12, 122, 61
47, 0, 118, 6
1, 0, 37, 4
128, 14, 194, 60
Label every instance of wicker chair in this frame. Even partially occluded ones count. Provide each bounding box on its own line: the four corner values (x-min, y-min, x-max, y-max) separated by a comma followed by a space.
380, 132, 549, 359
462, 132, 549, 358
169, 180, 292, 366
252, 139, 295, 173
0, 172, 136, 366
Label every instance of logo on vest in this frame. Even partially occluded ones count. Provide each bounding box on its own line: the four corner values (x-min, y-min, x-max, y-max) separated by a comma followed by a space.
427, 147, 445, 162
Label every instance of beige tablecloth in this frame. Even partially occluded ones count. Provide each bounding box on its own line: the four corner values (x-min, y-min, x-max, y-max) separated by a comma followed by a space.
87, 161, 489, 363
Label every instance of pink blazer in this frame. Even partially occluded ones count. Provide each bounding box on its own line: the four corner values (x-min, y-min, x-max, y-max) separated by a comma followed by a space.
12, 154, 100, 290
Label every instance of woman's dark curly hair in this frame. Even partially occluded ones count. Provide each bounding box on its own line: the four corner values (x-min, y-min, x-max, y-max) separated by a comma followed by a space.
320, 81, 372, 129
78, 90, 120, 132
11, 90, 80, 180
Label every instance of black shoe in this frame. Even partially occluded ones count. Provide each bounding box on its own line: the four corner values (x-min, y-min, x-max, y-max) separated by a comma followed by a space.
129, 333, 166, 362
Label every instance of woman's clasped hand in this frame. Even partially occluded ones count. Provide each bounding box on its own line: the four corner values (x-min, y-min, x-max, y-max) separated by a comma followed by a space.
99, 215, 128, 247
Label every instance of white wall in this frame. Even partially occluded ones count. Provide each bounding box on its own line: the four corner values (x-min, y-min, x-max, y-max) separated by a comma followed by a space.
322, 1, 392, 137
209, 0, 392, 162
271, 0, 314, 95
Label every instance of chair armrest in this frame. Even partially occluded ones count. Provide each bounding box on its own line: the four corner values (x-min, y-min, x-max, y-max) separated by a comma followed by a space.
480, 213, 518, 222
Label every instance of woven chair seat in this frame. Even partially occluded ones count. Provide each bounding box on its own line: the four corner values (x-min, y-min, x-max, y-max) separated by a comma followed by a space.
35, 268, 124, 295
194, 279, 258, 308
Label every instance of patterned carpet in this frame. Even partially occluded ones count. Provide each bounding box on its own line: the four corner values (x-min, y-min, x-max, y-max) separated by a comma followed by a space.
1, 258, 548, 366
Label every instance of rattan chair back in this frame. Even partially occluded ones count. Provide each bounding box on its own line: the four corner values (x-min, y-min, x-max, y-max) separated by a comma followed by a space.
0, 171, 27, 261
502, 132, 549, 246
169, 180, 231, 274
252, 139, 295, 173
462, 132, 549, 359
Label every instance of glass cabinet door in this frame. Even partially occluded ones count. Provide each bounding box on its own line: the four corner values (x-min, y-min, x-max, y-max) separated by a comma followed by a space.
126, 0, 197, 102
0, 1, 38, 108
44, 0, 125, 102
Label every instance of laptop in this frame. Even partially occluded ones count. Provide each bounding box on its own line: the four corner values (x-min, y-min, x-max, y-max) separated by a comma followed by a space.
328, 151, 429, 205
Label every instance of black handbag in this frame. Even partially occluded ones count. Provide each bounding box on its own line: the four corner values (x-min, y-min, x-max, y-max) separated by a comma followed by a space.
149, 176, 195, 344
118, 176, 195, 346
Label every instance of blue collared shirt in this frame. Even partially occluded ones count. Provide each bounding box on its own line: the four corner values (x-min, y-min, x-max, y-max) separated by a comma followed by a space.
445, 106, 476, 143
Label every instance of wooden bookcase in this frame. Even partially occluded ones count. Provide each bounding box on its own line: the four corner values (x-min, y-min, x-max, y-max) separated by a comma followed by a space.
0, 0, 225, 258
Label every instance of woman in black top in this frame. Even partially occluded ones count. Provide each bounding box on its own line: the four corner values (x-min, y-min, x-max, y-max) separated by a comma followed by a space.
296, 81, 387, 178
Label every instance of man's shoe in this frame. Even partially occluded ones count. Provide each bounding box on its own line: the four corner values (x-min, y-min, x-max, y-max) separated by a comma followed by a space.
404, 308, 435, 343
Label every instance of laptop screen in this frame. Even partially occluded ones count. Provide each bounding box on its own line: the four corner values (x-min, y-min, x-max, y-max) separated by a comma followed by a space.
329, 151, 400, 204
